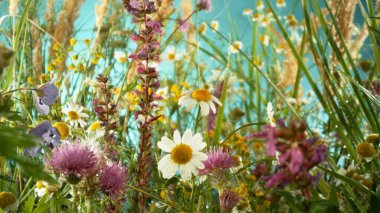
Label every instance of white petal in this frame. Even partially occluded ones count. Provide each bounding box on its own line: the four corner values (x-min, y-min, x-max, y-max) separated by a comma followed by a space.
212, 96, 222, 106
185, 99, 198, 111
209, 101, 216, 113
79, 112, 89, 118
179, 163, 193, 180
189, 134, 206, 151
158, 155, 178, 179
199, 101, 210, 116
158, 137, 176, 152
182, 129, 193, 143
192, 152, 208, 162
173, 130, 182, 144
190, 158, 205, 170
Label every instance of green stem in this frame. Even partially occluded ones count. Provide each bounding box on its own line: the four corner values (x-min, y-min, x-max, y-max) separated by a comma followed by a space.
72, 185, 78, 213
86, 196, 93, 213
194, 106, 201, 133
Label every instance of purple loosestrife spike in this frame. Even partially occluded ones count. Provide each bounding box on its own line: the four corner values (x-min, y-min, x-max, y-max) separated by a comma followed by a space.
48, 143, 98, 184
260, 119, 327, 198
99, 163, 127, 200
219, 189, 240, 212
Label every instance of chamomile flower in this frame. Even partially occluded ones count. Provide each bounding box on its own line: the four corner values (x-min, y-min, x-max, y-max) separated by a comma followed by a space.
198, 22, 207, 34
178, 88, 222, 116
114, 51, 127, 63
164, 46, 179, 61
211, 21, 219, 31
157, 129, 207, 180
259, 35, 270, 46
276, 0, 286, 8
228, 41, 243, 54
257, 1, 264, 11
62, 103, 89, 127
242, 8, 252, 16
260, 16, 271, 27
252, 13, 261, 22
276, 42, 285, 53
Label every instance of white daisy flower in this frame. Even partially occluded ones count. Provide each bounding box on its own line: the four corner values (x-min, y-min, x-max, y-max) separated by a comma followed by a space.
178, 89, 222, 116
260, 16, 271, 27
164, 46, 179, 61
157, 86, 169, 100
198, 22, 207, 34
252, 13, 261, 22
260, 34, 270, 46
257, 1, 264, 11
242, 8, 252, 16
157, 129, 208, 180
228, 41, 243, 54
267, 102, 276, 127
276, 0, 286, 8
62, 103, 89, 127
211, 20, 219, 31
114, 51, 127, 63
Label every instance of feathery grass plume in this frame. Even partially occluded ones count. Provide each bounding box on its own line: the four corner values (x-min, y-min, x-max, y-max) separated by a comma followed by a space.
181, 0, 196, 49
44, 0, 56, 34
9, 0, 18, 16
350, 25, 368, 59
157, 0, 174, 23
329, 0, 357, 64
94, 0, 110, 48
271, 29, 299, 89
50, 0, 84, 71
31, 21, 43, 77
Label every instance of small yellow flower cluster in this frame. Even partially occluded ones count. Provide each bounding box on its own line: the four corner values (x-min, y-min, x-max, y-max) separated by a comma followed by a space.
126, 92, 140, 110
233, 134, 250, 156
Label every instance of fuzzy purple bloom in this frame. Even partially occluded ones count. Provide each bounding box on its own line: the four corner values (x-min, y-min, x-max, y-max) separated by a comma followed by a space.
198, 149, 237, 175
49, 143, 98, 184
219, 189, 240, 212
99, 163, 127, 199
197, 0, 212, 12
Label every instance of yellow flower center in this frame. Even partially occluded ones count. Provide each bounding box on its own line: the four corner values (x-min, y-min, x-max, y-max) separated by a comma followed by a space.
89, 121, 101, 131
0, 192, 16, 209
53, 122, 70, 140
191, 89, 211, 102
36, 181, 45, 189
171, 144, 193, 164
68, 111, 80, 120
168, 53, 176, 60
356, 142, 375, 158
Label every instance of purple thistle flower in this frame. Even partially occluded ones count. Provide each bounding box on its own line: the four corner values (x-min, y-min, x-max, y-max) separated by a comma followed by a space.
219, 189, 240, 212
34, 81, 59, 115
197, 0, 212, 12
99, 163, 127, 199
25, 120, 61, 157
49, 143, 98, 184
198, 149, 237, 175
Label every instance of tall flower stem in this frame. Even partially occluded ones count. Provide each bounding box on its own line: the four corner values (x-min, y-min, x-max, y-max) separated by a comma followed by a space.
122, 0, 163, 210
72, 185, 78, 213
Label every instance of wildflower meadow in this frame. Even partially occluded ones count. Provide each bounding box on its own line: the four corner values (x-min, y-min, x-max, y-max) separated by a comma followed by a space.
1, 0, 380, 212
